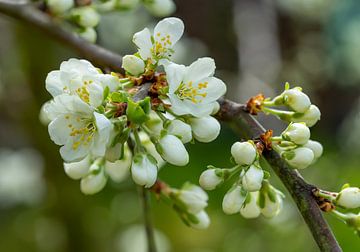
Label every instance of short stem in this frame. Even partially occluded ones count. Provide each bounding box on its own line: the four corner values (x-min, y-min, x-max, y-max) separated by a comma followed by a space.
317, 190, 338, 202
139, 186, 157, 252
262, 106, 293, 117
330, 209, 353, 222
271, 136, 283, 141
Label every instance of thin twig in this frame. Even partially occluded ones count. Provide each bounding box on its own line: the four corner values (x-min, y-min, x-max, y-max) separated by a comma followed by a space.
0, 2, 342, 251
140, 186, 157, 252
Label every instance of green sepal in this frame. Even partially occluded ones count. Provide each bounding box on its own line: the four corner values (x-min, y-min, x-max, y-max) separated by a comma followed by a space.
111, 91, 128, 103
126, 98, 150, 124
103, 86, 110, 100
341, 183, 351, 190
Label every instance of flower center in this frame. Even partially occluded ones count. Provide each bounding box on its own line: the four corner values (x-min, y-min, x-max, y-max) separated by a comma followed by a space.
65, 116, 96, 150
175, 81, 208, 104
151, 33, 173, 58
75, 80, 93, 103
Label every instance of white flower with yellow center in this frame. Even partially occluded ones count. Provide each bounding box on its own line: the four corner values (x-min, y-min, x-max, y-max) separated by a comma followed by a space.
163, 57, 226, 117
48, 94, 112, 162
132, 17, 184, 62
46, 58, 119, 107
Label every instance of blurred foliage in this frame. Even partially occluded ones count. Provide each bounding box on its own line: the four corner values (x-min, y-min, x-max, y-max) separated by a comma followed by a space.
0, 0, 360, 251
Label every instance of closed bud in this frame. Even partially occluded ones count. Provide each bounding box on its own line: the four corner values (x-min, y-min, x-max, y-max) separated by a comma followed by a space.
231, 141, 257, 166
78, 27, 97, 43
282, 87, 311, 113
190, 210, 210, 229
144, 0, 176, 17
281, 122, 310, 145
261, 192, 283, 218
336, 187, 360, 209
178, 184, 208, 214
199, 169, 223, 190
158, 134, 189, 166
122, 55, 145, 76
71, 7, 100, 28
139, 132, 165, 168
240, 192, 261, 219
105, 146, 132, 182
144, 111, 163, 137
189, 116, 220, 143
291, 105, 321, 127
303, 140, 323, 159
211, 102, 220, 115
222, 185, 246, 215
64, 155, 91, 180
242, 165, 264, 192
167, 119, 192, 143
80, 168, 107, 195
47, 0, 74, 14
131, 153, 158, 188
117, 0, 140, 9
282, 147, 314, 169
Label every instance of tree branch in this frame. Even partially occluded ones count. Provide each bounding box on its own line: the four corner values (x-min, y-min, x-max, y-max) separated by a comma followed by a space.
139, 186, 157, 252
0, 1, 123, 72
0, 3, 342, 251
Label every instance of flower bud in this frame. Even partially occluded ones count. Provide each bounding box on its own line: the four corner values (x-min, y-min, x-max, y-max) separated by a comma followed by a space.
242, 165, 264, 192
167, 119, 192, 144
240, 192, 261, 219
72, 7, 100, 28
189, 116, 220, 143
158, 134, 189, 166
131, 153, 158, 188
64, 155, 91, 180
303, 140, 323, 159
222, 185, 246, 215
291, 105, 321, 127
281, 122, 310, 145
282, 147, 314, 169
261, 192, 283, 218
139, 132, 165, 168
199, 169, 223, 190
122, 55, 145, 76
144, 0, 176, 17
144, 111, 163, 137
282, 88, 311, 113
80, 167, 107, 195
178, 184, 208, 214
231, 141, 257, 166
190, 210, 210, 229
47, 0, 74, 14
336, 187, 360, 209
117, 0, 140, 9
105, 146, 132, 182
78, 27, 97, 43
211, 102, 220, 115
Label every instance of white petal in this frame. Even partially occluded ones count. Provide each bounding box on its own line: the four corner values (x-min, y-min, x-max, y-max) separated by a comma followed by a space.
164, 62, 186, 93
46, 70, 65, 97
80, 170, 107, 195
87, 83, 104, 108
196, 77, 227, 103
159, 135, 189, 166
105, 147, 132, 182
64, 155, 91, 180
133, 28, 153, 60
154, 17, 184, 47
92, 112, 113, 157
131, 154, 158, 188
96, 74, 120, 92
184, 57, 216, 83
60, 137, 90, 162
48, 115, 74, 145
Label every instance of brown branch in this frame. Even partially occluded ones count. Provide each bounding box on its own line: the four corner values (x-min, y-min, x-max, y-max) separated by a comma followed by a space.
0, 3, 342, 251
0, 1, 123, 72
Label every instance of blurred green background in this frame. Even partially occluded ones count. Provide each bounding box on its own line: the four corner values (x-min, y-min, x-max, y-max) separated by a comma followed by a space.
0, 0, 360, 251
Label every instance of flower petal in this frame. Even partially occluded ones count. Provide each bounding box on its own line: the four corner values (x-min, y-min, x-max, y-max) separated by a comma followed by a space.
46, 70, 65, 97
87, 83, 104, 108
164, 62, 186, 93
183, 57, 216, 83
154, 17, 184, 47
196, 77, 226, 103
133, 28, 153, 60
48, 114, 73, 145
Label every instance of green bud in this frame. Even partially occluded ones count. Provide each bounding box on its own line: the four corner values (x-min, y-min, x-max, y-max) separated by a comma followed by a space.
126, 98, 150, 124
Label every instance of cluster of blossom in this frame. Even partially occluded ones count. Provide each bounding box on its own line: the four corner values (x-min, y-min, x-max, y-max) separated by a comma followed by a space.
41, 17, 224, 227
316, 185, 360, 236
247, 82, 321, 127
45, 0, 176, 42
199, 141, 284, 218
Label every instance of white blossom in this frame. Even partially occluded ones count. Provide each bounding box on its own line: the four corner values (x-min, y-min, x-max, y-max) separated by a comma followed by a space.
105, 145, 132, 182
240, 192, 261, 219
48, 95, 113, 162
303, 140, 323, 159
190, 210, 210, 230
336, 187, 360, 209
282, 87, 311, 113
242, 165, 264, 192
281, 122, 310, 145
189, 116, 220, 142
291, 105, 321, 127
231, 141, 257, 166
199, 169, 223, 190
178, 184, 208, 214
282, 147, 314, 169
47, 0, 74, 14
163, 58, 226, 117
122, 55, 145, 76
133, 17, 184, 62
158, 134, 189, 166
166, 119, 192, 143
144, 0, 176, 17
64, 155, 91, 180
131, 153, 158, 188
222, 185, 246, 215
